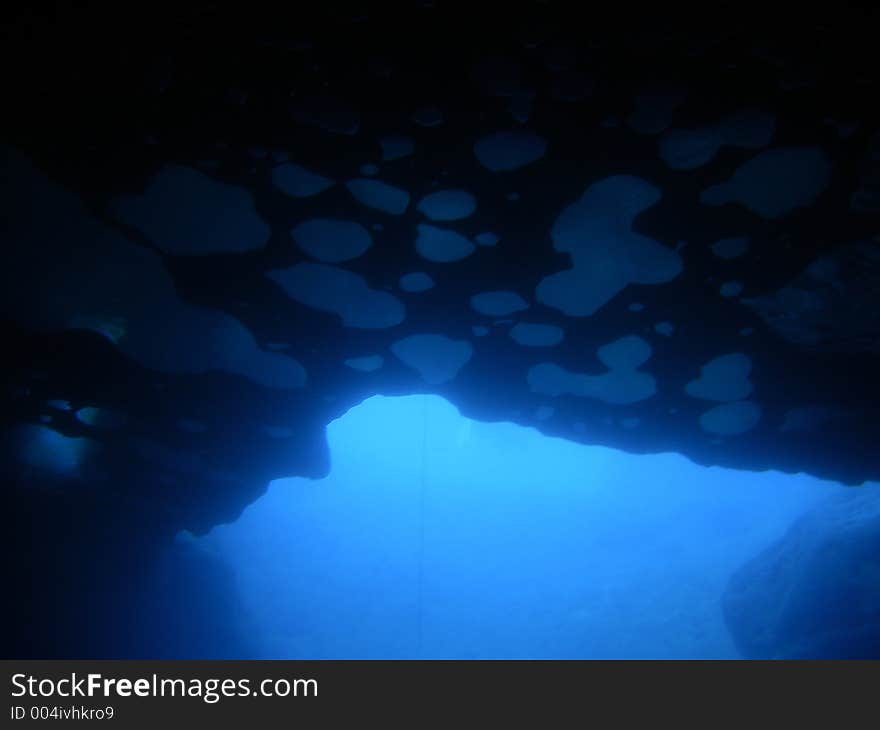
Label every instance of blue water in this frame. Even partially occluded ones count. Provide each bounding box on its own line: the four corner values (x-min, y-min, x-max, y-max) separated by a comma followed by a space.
192, 394, 836, 659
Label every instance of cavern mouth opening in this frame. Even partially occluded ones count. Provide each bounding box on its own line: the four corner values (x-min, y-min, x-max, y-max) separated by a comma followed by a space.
191, 394, 851, 659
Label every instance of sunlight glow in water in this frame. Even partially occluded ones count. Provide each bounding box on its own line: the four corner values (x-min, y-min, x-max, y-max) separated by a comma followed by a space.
197, 395, 837, 659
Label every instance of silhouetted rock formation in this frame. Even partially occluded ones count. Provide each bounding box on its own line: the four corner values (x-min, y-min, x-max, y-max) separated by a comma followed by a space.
2, 7, 879, 659
723, 489, 880, 659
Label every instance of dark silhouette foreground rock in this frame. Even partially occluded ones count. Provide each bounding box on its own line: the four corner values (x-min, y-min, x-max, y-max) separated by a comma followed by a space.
723, 488, 880, 659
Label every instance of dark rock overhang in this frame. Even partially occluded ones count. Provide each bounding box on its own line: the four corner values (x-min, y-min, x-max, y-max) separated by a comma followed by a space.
2, 3, 879, 544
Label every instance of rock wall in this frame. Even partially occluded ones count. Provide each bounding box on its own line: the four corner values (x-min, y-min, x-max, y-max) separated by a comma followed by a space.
723, 488, 880, 659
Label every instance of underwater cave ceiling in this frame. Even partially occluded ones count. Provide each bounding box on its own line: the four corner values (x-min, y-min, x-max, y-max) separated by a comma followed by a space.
3, 4, 880, 537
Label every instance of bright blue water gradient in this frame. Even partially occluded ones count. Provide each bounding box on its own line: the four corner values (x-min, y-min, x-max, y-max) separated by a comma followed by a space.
194, 394, 838, 659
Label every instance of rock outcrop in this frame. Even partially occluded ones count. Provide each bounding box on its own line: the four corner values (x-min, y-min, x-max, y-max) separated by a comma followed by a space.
723, 489, 880, 659
2, 9, 879, 658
